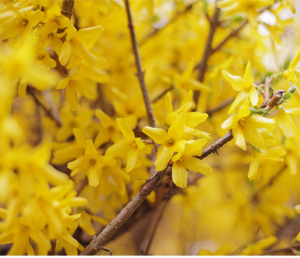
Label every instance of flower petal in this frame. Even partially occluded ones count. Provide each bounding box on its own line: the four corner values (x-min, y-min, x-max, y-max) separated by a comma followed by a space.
142, 127, 168, 144
155, 145, 173, 171
172, 163, 187, 188
117, 118, 134, 140
184, 157, 212, 175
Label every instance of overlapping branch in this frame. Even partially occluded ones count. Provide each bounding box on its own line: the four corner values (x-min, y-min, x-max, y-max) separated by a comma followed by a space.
80, 129, 234, 255
125, 0, 157, 128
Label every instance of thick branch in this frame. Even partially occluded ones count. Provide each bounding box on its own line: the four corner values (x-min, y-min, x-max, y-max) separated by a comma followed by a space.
61, 0, 74, 19
125, 0, 157, 128
194, 2, 220, 104
80, 167, 171, 255
80, 130, 233, 255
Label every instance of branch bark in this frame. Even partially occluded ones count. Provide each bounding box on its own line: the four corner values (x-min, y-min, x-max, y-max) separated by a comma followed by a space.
125, 0, 157, 128
80, 130, 233, 255
140, 2, 195, 46
61, 0, 74, 19
194, 1, 220, 104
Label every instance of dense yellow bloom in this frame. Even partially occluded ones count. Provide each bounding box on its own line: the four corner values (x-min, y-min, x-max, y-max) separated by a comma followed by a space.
106, 118, 145, 172
222, 61, 259, 114
248, 148, 286, 179
172, 139, 212, 188
218, 0, 274, 27
143, 113, 187, 171
68, 140, 115, 187
222, 100, 275, 150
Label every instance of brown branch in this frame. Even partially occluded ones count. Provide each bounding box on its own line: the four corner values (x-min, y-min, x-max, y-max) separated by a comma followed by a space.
151, 86, 173, 103
262, 242, 300, 255
125, 0, 157, 128
251, 165, 286, 203
196, 130, 233, 160
139, 2, 195, 46
27, 88, 62, 127
194, 1, 220, 104
144, 200, 169, 255
80, 130, 234, 255
206, 97, 235, 116
194, 6, 272, 71
61, 0, 74, 19
80, 167, 171, 255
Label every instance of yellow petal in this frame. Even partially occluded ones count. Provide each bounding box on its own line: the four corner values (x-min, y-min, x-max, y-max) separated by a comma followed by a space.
65, 86, 79, 112
184, 157, 212, 175
77, 25, 104, 49
168, 113, 186, 139
105, 139, 130, 157
222, 70, 247, 91
186, 112, 208, 127
155, 145, 173, 171
172, 163, 187, 188
248, 156, 261, 180
244, 61, 254, 85
276, 110, 296, 138
233, 126, 246, 150
126, 149, 139, 172
142, 127, 169, 144
249, 85, 258, 106
228, 91, 249, 114
117, 118, 134, 140
183, 139, 207, 157
289, 46, 300, 70
59, 41, 72, 66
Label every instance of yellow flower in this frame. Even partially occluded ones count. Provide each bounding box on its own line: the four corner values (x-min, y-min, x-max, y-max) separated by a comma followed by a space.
56, 108, 94, 141
222, 61, 259, 114
241, 236, 277, 255
274, 106, 300, 138
172, 139, 212, 188
94, 109, 123, 148
174, 59, 211, 94
106, 118, 145, 172
218, 0, 274, 27
248, 148, 286, 180
143, 113, 187, 171
222, 102, 275, 150
68, 140, 116, 187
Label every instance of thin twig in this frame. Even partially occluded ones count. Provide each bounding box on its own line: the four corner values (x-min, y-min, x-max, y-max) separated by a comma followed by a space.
262, 242, 300, 255
125, 0, 157, 128
27, 88, 62, 127
206, 97, 235, 116
251, 165, 286, 203
140, 2, 195, 46
194, 1, 220, 104
144, 200, 169, 255
80, 131, 234, 255
61, 0, 74, 19
196, 130, 233, 160
194, 5, 272, 71
151, 86, 173, 103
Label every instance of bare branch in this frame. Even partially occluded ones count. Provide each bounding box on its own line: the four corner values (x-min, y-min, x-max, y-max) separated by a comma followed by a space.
144, 200, 169, 255
194, 1, 220, 104
262, 242, 300, 255
125, 0, 157, 128
140, 2, 195, 46
206, 97, 235, 116
27, 88, 62, 127
80, 130, 234, 255
61, 0, 74, 19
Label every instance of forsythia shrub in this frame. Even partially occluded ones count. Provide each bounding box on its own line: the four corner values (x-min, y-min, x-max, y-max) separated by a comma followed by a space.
0, 0, 300, 255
